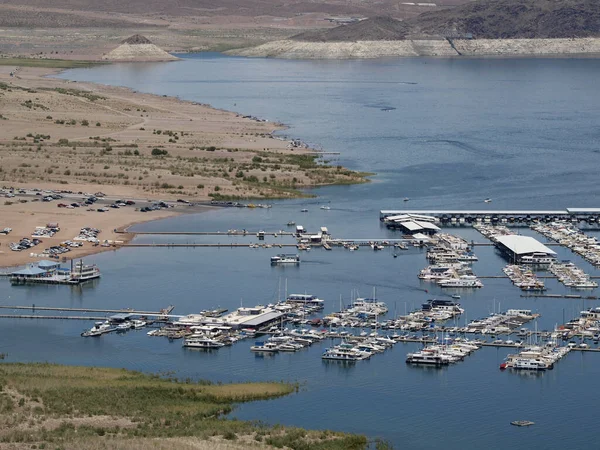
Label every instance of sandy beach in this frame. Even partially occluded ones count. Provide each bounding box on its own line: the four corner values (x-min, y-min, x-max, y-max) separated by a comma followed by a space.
0, 198, 182, 268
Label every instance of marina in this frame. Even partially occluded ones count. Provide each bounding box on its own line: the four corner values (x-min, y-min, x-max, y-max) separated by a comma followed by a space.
0, 55, 598, 450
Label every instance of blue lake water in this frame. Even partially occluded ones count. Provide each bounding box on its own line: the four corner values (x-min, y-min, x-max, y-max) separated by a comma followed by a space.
1, 54, 599, 448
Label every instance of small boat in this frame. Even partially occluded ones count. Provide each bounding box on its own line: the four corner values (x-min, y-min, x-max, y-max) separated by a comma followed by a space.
271, 254, 300, 265
320, 205, 331, 210
511, 420, 534, 427
403, 198, 409, 202
451, 294, 461, 300
286, 221, 296, 226
484, 198, 492, 203
251, 342, 280, 353
393, 253, 398, 258
183, 337, 225, 349
301, 208, 308, 213
81, 321, 115, 337
132, 319, 147, 329
116, 322, 132, 332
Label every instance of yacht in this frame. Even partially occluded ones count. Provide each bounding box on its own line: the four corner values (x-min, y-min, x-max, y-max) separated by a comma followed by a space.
81, 321, 114, 337
406, 351, 449, 366
131, 319, 147, 329
251, 341, 280, 352
349, 298, 388, 315
457, 252, 478, 262
437, 275, 483, 288
520, 253, 556, 265
285, 294, 325, 309
322, 345, 368, 361
278, 342, 302, 352
422, 299, 464, 315
116, 321, 132, 332
183, 337, 225, 349
510, 358, 553, 371
270, 254, 300, 265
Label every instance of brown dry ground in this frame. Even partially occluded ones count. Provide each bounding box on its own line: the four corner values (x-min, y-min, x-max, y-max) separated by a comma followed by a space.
0, 199, 181, 268
0, 65, 367, 267
0, 66, 366, 199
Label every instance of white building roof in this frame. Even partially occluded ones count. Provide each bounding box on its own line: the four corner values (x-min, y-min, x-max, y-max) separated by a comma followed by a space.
414, 221, 440, 231
398, 221, 422, 231
495, 235, 556, 256
412, 233, 431, 240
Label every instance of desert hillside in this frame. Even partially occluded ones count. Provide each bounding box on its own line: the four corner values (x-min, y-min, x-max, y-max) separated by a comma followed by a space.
292, 0, 600, 41
409, 0, 600, 38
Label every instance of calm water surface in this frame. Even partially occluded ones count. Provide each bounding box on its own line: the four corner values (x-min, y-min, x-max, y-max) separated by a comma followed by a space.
2, 55, 599, 448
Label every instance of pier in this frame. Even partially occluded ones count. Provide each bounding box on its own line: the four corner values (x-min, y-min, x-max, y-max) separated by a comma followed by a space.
122, 231, 295, 236
0, 305, 175, 316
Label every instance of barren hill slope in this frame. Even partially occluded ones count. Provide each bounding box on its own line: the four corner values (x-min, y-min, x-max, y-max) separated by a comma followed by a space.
292, 17, 412, 41
410, 0, 600, 38
0, 0, 464, 22
291, 0, 600, 41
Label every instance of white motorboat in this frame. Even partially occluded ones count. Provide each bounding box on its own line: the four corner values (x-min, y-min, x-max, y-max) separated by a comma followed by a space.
406, 351, 449, 366
132, 320, 147, 329
116, 321, 132, 332
183, 337, 225, 349
322, 343, 368, 361
270, 254, 300, 265
437, 275, 483, 288
81, 321, 114, 337
285, 294, 325, 309
251, 341, 280, 352
510, 358, 553, 371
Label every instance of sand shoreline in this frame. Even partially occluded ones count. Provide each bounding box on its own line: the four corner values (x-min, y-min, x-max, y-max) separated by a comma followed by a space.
0, 61, 369, 268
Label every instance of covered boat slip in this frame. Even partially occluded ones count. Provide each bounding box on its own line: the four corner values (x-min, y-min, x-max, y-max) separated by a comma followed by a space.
494, 235, 556, 263
380, 208, 600, 227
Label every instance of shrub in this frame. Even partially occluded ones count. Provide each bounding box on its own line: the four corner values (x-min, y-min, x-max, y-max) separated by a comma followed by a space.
81, 119, 89, 126
152, 148, 168, 156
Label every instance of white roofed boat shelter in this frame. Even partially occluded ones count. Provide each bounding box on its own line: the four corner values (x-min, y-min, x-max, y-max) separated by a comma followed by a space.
494, 235, 556, 261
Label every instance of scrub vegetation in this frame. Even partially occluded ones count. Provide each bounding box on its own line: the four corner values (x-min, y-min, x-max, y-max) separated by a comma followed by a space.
0, 363, 368, 450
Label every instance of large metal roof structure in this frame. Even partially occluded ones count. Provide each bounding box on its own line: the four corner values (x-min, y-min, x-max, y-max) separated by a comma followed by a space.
495, 235, 556, 256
